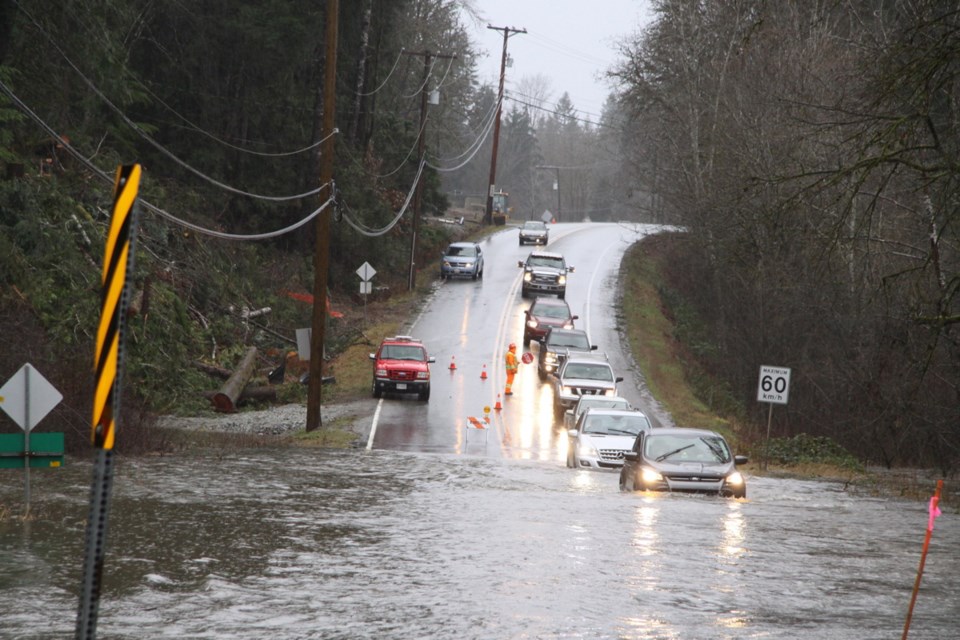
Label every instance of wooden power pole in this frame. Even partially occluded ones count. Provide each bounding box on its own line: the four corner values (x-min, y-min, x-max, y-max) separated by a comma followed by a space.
404, 49, 456, 291
483, 24, 525, 225
306, 0, 339, 432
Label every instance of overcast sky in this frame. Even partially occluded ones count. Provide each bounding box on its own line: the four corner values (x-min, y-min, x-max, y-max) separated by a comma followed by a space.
464, 0, 653, 123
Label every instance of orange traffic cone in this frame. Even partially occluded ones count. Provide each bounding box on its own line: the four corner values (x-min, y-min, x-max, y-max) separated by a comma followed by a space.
449, 356, 457, 371
494, 394, 502, 411
480, 364, 487, 380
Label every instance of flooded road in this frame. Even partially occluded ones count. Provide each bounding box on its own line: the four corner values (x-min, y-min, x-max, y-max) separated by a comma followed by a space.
2, 449, 957, 639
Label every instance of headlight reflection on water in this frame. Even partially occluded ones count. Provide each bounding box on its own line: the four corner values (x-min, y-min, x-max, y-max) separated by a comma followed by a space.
720, 501, 745, 560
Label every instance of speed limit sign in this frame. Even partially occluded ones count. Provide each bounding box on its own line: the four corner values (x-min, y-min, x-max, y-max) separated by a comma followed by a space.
757, 365, 791, 404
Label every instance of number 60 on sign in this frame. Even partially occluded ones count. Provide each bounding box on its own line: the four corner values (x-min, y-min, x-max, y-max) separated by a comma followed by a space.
757, 365, 791, 404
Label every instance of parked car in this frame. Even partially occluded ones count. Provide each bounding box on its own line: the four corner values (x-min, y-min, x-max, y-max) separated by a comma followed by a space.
369, 335, 435, 401
518, 220, 549, 245
551, 354, 623, 417
523, 298, 577, 346
567, 408, 653, 469
619, 427, 748, 498
562, 395, 633, 431
440, 241, 484, 280
518, 251, 573, 298
537, 328, 596, 381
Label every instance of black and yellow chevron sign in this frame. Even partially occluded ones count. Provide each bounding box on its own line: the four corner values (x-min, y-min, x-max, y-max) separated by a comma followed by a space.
92, 164, 141, 450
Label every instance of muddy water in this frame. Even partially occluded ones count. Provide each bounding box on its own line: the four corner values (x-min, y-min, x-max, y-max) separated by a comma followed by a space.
1, 449, 957, 639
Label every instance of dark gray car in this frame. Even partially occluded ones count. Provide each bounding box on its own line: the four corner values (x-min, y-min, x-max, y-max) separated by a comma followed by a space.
537, 328, 596, 380
619, 427, 748, 498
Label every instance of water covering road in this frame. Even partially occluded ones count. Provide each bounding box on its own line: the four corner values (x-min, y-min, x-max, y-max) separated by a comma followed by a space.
1, 450, 957, 639
2, 223, 957, 638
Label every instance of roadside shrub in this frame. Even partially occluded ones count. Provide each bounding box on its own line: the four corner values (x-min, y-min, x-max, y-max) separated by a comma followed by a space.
760, 433, 862, 470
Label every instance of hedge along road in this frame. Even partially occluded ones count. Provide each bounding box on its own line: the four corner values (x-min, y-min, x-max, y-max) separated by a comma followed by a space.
1, 223, 957, 639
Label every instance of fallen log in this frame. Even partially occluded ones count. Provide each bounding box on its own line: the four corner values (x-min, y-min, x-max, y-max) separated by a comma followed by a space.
211, 347, 258, 413
194, 360, 232, 379
203, 385, 277, 405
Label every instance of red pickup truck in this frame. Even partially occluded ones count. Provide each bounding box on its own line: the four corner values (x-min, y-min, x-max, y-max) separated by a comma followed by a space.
369, 335, 435, 401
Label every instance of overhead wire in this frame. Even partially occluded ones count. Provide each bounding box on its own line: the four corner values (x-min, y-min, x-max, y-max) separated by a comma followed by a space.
425, 97, 501, 172
355, 47, 406, 96
338, 111, 430, 179
135, 79, 338, 157
0, 79, 333, 241
14, 1, 332, 203
338, 159, 426, 237
401, 56, 440, 98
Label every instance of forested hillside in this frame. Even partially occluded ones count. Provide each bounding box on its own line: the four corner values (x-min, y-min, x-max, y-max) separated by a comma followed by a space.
0, 0, 628, 451
613, 1, 959, 471
1, 0, 957, 470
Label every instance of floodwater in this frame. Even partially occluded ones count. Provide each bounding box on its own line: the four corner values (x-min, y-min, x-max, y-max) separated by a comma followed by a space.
1, 448, 957, 639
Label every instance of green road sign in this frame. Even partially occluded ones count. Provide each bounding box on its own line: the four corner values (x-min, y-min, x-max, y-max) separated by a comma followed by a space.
0, 432, 65, 468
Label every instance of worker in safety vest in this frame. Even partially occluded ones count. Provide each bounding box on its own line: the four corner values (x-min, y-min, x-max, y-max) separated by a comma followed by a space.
504, 343, 519, 395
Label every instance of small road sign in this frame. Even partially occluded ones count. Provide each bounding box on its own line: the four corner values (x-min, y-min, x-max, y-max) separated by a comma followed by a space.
0, 363, 63, 432
356, 262, 377, 282
757, 365, 791, 405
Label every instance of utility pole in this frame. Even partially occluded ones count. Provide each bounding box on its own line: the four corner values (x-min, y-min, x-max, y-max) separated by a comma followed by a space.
404, 49, 456, 291
306, 0, 339, 432
484, 24, 525, 225
537, 165, 561, 222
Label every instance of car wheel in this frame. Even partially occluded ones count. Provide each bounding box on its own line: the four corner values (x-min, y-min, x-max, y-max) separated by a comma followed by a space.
472, 270, 478, 281
520, 287, 529, 298
372, 381, 382, 399
619, 469, 630, 491
566, 450, 575, 468
537, 366, 546, 382
522, 330, 530, 345
418, 386, 430, 401
558, 290, 565, 299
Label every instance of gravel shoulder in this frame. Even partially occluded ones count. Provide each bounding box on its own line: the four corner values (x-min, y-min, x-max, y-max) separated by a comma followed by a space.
155, 399, 378, 440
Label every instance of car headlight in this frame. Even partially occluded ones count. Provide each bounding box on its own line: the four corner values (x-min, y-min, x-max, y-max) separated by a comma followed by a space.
375, 368, 387, 377
561, 386, 574, 395
545, 352, 558, 364
463, 261, 474, 268
641, 467, 663, 483
577, 441, 599, 458
527, 319, 539, 329
563, 321, 574, 329
725, 471, 744, 486
557, 275, 566, 285
416, 371, 429, 380
523, 272, 533, 282
603, 389, 615, 396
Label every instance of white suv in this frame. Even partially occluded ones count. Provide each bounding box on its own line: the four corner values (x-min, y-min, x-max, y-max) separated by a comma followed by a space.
551, 354, 623, 417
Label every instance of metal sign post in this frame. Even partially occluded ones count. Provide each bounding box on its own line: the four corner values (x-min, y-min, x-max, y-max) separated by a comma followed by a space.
0, 362, 63, 512
757, 365, 791, 470
77, 164, 141, 640
356, 262, 376, 326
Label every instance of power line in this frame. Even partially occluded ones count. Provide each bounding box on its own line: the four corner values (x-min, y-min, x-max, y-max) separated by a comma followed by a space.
14, 1, 334, 203
0, 79, 332, 241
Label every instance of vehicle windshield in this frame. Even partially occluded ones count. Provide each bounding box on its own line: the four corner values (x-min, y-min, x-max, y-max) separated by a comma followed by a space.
533, 304, 570, 319
528, 256, 565, 269
445, 245, 476, 257
523, 222, 546, 231
549, 334, 590, 349
645, 434, 732, 463
379, 345, 426, 361
576, 399, 629, 415
582, 414, 651, 436
564, 362, 613, 381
